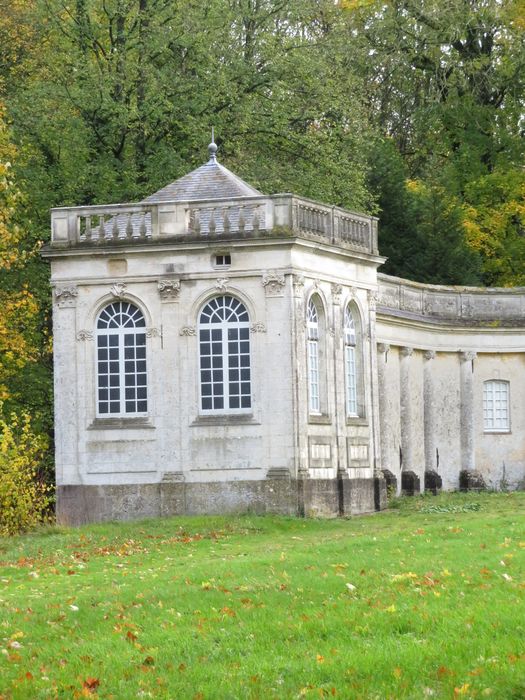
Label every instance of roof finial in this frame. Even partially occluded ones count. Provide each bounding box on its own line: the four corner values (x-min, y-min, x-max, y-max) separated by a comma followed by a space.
208, 127, 218, 163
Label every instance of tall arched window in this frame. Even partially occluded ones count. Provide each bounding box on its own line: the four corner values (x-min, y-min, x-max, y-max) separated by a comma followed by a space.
199, 295, 251, 412
96, 302, 147, 416
307, 297, 321, 414
344, 305, 358, 416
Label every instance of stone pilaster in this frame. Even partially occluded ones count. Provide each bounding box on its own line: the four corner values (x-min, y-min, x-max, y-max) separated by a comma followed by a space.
367, 292, 381, 479
423, 350, 437, 471
376, 343, 390, 476
460, 351, 476, 472
54, 299, 80, 484
332, 291, 345, 477
399, 346, 414, 473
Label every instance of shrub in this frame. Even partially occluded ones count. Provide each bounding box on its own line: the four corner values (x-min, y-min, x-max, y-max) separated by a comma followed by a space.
0, 409, 53, 535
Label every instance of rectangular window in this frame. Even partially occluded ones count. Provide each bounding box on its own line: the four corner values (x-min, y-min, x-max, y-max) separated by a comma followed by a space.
215, 254, 231, 267
483, 380, 510, 432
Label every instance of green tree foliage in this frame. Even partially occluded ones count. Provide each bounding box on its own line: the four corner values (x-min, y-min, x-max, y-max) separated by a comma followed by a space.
369, 137, 481, 284
0, 103, 52, 434
7, 0, 373, 212
344, 0, 525, 284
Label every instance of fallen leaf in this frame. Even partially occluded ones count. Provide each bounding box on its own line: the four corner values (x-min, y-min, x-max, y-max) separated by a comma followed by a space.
82, 677, 100, 694
454, 683, 470, 696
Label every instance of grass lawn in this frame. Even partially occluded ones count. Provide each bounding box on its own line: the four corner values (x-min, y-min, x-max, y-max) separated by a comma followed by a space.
0, 492, 524, 699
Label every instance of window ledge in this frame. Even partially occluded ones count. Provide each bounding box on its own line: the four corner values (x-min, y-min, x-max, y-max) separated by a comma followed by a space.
346, 417, 368, 427
88, 418, 155, 430
483, 429, 511, 435
191, 414, 260, 427
308, 414, 332, 425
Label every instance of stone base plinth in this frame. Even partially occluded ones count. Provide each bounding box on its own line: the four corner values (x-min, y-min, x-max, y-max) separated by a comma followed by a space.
56, 477, 384, 526
401, 470, 421, 496
424, 470, 442, 495
381, 469, 398, 496
459, 470, 486, 492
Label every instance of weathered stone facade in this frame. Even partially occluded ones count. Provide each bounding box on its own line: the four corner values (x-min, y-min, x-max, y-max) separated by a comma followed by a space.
43, 146, 525, 524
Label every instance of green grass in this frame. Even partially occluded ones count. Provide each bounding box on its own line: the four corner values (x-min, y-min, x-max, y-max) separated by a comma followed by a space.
0, 492, 524, 699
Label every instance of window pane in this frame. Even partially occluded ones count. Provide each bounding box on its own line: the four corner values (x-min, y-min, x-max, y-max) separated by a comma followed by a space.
96, 302, 148, 417
199, 296, 251, 412
483, 380, 509, 431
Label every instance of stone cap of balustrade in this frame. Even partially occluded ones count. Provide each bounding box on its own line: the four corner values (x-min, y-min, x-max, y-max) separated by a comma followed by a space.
46, 193, 380, 257
377, 272, 525, 325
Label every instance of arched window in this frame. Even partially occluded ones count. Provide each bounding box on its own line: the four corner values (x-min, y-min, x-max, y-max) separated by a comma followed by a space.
96, 302, 147, 416
344, 305, 358, 416
483, 380, 510, 432
199, 295, 251, 412
307, 297, 321, 414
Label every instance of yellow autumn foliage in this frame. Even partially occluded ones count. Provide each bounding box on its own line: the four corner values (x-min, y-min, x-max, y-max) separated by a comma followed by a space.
0, 102, 42, 401
463, 168, 525, 286
0, 409, 53, 535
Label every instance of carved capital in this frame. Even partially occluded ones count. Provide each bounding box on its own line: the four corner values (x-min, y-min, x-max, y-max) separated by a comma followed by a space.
54, 285, 78, 307
250, 322, 267, 333
400, 346, 413, 357
262, 273, 286, 296
292, 274, 305, 290
216, 278, 229, 292
331, 283, 343, 304
460, 351, 477, 362
377, 343, 390, 355
179, 326, 196, 337
424, 350, 436, 361
367, 289, 378, 310
146, 327, 161, 338
76, 330, 93, 341
110, 282, 127, 299
158, 279, 181, 301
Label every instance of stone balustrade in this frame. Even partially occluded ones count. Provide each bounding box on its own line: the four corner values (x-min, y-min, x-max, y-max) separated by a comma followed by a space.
377, 273, 525, 323
50, 194, 378, 255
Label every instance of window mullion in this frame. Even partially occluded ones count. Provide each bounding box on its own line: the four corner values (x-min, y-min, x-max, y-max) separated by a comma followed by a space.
222, 320, 229, 410
119, 329, 126, 416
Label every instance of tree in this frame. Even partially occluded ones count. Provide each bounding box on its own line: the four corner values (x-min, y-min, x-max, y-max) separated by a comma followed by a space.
343, 0, 525, 284
0, 103, 52, 438
369, 137, 480, 284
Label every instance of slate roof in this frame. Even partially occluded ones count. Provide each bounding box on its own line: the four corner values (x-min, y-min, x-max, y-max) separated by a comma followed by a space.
143, 148, 261, 203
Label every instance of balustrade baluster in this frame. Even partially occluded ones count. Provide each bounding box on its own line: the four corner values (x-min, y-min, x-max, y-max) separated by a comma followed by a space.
223, 208, 230, 234
126, 214, 133, 238
139, 212, 147, 238
194, 209, 201, 235
112, 215, 119, 239
238, 207, 245, 233
209, 209, 216, 235
252, 208, 260, 232
99, 215, 107, 243
84, 215, 92, 242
